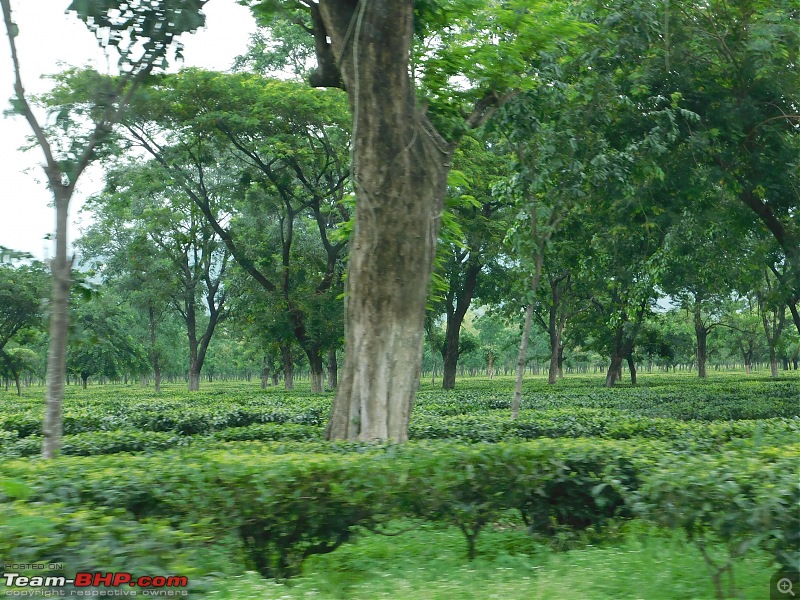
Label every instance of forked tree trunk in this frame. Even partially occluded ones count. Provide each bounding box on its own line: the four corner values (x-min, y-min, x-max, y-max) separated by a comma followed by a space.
322, 1, 452, 441
487, 351, 495, 379
43, 193, 72, 458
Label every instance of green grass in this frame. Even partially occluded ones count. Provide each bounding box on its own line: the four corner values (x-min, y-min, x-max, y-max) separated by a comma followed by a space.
204, 522, 774, 600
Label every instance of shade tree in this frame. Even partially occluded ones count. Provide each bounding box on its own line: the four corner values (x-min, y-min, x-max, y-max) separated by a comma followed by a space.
117, 70, 351, 393
81, 159, 231, 391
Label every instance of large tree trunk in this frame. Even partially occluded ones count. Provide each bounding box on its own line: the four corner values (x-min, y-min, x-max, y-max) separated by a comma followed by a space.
322, 1, 451, 441
43, 192, 72, 459
188, 338, 200, 392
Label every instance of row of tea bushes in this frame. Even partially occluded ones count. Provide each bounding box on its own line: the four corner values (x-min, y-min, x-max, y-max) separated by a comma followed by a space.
2, 439, 797, 580
2, 412, 796, 458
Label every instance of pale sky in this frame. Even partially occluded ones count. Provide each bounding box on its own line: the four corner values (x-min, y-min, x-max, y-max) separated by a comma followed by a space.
0, 0, 257, 260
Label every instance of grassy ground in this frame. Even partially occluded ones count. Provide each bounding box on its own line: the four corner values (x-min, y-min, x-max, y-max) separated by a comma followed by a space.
205, 522, 774, 600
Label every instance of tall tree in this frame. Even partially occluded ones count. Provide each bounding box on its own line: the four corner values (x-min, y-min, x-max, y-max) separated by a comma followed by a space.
82, 160, 231, 391
247, 0, 584, 441
434, 135, 511, 390
119, 70, 350, 393
2, 0, 205, 457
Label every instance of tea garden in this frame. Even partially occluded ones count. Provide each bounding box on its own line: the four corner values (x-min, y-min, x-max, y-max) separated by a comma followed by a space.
1, 372, 797, 599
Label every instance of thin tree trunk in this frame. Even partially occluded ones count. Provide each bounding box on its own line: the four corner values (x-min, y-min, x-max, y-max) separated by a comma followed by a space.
281, 344, 294, 391
789, 300, 800, 337
43, 192, 72, 458
148, 304, 161, 393
326, 348, 338, 390
442, 260, 481, 390
512, 252, 544, 419
487, 351, 495, 379
626, 353, 637, 385
261, 355, 270, 389
694, 298, 708, 379
308, 349, 324, 394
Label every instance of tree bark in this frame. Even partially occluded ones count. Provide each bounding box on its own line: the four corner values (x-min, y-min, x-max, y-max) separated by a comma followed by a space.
322, 1, 452, 441
604, 301, 646, 388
